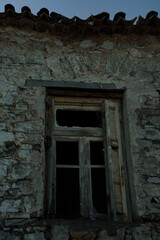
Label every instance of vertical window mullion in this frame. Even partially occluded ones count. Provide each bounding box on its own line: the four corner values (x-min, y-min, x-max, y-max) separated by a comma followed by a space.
53, 138, 56, 215
46, 97, 56, 215
85, 138, 92, 218
79, 138, 83, 216
79, 137, 91, 218
79, 137, 87, 217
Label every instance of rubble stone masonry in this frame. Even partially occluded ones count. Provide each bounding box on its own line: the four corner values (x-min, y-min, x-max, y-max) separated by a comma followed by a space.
0, 25, 159, 239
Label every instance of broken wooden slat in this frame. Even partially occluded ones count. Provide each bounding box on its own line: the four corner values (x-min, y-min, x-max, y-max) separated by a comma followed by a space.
104, 100, 117, 221
107, 100, 128, 220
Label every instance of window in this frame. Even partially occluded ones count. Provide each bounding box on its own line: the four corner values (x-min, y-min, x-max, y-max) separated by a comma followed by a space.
46, 92, 128, 222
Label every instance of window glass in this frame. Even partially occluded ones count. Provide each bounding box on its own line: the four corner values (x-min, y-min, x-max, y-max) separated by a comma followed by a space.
56, 168, 80, 218
91, 168, 107, 214
56, 109, 102, 128
56, 141, 79, 165
90, 141, 104, 165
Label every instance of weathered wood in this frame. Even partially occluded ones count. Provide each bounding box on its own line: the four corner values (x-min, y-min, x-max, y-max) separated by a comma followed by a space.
56, 165, 79, 168
107, 100, 128, 221
53, 97, 103, 137
53, 128, 103, 137
54, 136, 80, 141
114, 101, 128, 220
89, 165, 105, 168
54, 96, 104, 106
54, 102, 102, 109
79, 137, 89, 217
122, 93, 134, 221
45, 97, 55, 215
26, 79, 124, 91
52, 138, 56, 215
85, 138, 93, 218
46, 93, 127, 221
48, 89, 123, 99
104, 100, 117, 221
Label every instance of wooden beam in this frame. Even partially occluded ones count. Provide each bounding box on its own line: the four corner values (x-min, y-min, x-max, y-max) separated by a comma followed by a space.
25, 79, 125, 91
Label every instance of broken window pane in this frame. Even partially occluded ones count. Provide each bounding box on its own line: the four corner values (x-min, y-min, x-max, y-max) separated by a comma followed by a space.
56, 141, 79, 165
91, 168, 107, 214
90, 141, 104, 165
56, 109, 102, 128
56, 168, 80, 218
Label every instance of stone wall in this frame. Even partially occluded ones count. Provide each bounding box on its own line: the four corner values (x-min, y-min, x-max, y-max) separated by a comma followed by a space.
0, 26, 159, 239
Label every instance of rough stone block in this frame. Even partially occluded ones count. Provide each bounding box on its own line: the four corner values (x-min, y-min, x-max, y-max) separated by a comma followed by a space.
0, 231, 20, 240
15, 132, 40, 142
148, 177, 160, 184
12, 164, 30, 179
117, 228, 125, 240
15, 104, 28, 111
0, 185, 10, 197
102, 40, 114, 50
136, 140, 152, 149
80, 40, 95, 48
51, 225, 69, 240
24, 196, 37, 213
124, 236, 132, 240
14, 121, 43, 134
20, 144, 33, 150
128, 49, 142, 58
151, 116, 160, 126
0, 199, 21, 213
0, 123, 6, 131
97, 229, 117, 240
0, 165, 7, 178
1, 90, 19, 105
34, 43, 46, 51
70, 231, 96, 240
24, 233, 45, 240
53, 40, 63, 46
3, 158, 17, 166
151, 231, 160, 240
4, 218, 42, 227
132, 232, 140, 240
17, 150, 31, 161
11, 180, 33, 196
155, 226, 160, 233
0, 132, 14, 146
118, 41, 145, 49
143, 184, 160, 197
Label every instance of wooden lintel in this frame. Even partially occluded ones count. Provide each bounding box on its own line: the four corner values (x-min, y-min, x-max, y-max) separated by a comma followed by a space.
25, 79, 125, 91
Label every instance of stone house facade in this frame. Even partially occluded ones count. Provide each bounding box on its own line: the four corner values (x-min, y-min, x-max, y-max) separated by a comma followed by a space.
0, 4, 160, 240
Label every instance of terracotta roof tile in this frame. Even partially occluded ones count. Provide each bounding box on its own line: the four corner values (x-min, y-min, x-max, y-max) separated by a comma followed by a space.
0, 4, 160, 36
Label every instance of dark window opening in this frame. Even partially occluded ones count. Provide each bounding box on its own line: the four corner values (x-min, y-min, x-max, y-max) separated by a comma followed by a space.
46, 94, 128, 221
91, 168, 107, 214
56, 168, 80, 218
90, 141, 104, 165
56, 141, 79, 165
56, 109, 102, 128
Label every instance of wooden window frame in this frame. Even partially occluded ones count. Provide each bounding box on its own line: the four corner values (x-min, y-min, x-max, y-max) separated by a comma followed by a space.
45, 89, 130, 222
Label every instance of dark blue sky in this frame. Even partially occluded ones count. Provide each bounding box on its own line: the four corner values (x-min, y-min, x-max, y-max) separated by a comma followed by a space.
0, 0, 160, 19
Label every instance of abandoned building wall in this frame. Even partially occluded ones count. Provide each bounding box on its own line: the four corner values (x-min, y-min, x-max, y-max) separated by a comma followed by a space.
0, 26, 159, 239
